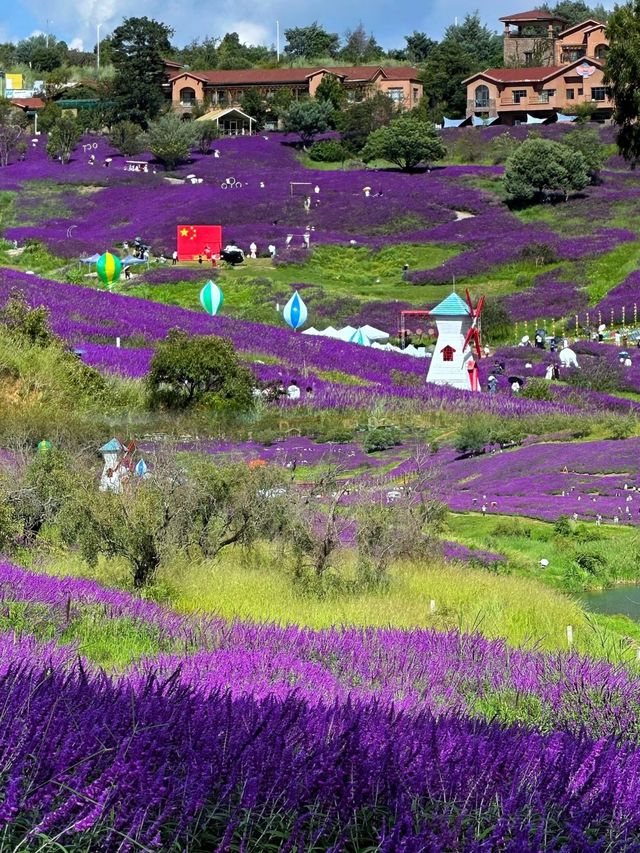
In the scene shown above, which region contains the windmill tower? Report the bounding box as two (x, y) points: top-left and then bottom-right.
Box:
(426, 290), (484, 391)
(99, 438), (135, 493)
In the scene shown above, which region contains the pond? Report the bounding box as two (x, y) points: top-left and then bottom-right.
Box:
(582, 585), (640, 621)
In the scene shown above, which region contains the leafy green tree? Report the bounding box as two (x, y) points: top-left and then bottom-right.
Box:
(605, 0), (640, 168)
(489, 132), (520, 164)
(180, 36), (219, 69)
(109, 121), (143, 156)
(340, 23), (384, 63)
(110, 16), (174, 128)
(361, 115), (446, 171)
(504, 137), (589, 202)
(404, 31), (437, 63)
(337, 91), (396, 152)
(0, 290), (54, 346)
(144, 113), (196, 170)
(216, 32), (252, 69)
(37, 102), (64, 133)
(543, 1), (608, 26)
(239, 90), (268, 129)
(147, 328), (255, 410)
(193, 121), (219, 154)
(284, 22), (340, 59)
(421, 41), (477, 120)
(46, 116), (82, 165)
(443, 13), (503, 67)
(314, 74), (346, 110)
(283, 99), (334, 146)
(561, 125), (605, 180)
(15, 34), (68, 68)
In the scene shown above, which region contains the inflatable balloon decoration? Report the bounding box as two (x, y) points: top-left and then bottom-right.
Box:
(96, 252), (122, 287)
(283, 291), (307, 331)
(199, 281), (224, 316)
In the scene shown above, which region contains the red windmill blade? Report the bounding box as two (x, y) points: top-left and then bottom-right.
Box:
(463, 290), (485, 358)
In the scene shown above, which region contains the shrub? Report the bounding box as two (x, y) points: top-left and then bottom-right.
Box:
(194, 121), (219, 155)
(0, 290), (54, 347)
(109, 121), (143, 156)
(489, 132), (519, 165)
(565, 361), (623, 393)
(147, 328), (255, 411)
(144, 114), (197, 170)
(504, 137), (590, 203)
(363, 426), (401, 453)
(308, 139), (348, 162)
(520, 378), (554, 401)
(520, 242), (559, 266)
(46, 116), (82, 164)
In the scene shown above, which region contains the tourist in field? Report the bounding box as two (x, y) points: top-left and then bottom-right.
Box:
(305, 386), (314, 398)
(487, 375), (497, 394)
(124, 266), (131, 280)
(172, 250), (178, 265)
(287, 381), (301, 400)
(249, 242), (257, 259)
(545, 364), (554, 381)
(268, 244), (276, 258)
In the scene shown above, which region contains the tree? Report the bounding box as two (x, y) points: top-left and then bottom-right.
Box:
(0, 100), (24, 168)
(337, 91), (396, 152)
(283, 99), (334, 146)
(109, 121), (143, 156)
(60, 457), (288, 588)
(544, 1), (609, 26)
(361, 115), (446, 171)
(421, 41), (478, 120)
(216, 33), (252, 70)
(193, 121), (219, 154)
(110, 16), (174, 128)
(46, 116), (82, 164)
(239, 90), (267, 130)
(314, 74), (346, 111)
(605, 0), (640, 168)
(340, 23), (384, 64)
(561, 126), (605, 180)
(404, 31), (437, 63)
(145, 113), (196, 170)
(442, 13), (503, 67)
(489, 131), (520, 164)
(15, 34), (67, 69)
(284, 22), (340, 60)
(147, 328), (255, 410)
(504, 137), (589, 202)
(181, 36), (219, 69)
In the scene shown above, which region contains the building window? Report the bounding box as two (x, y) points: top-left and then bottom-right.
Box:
(595, 44), (608, 60)
(566, 88), (574, 100)
(441, 345), (455, 362)
(524, 51), (533, 65)
(512, 89), (527, 104)
(179, 86), (196, 106)
(388, 88), (404, 104)
(562, 48), (586, 62)
(591, 86), (607, 101)
(539, 89), (554, 103)
(578, 88), (583, 95)
(412, 87), (419, 102)
(475, 84), (490, 108)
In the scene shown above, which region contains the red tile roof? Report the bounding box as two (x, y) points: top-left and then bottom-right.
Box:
(10, 97), (45, 109)
(557, 18), (605, 37)
(500, 9), (567, 22)
(170, 66), (420, 86)
(463, 57), (604, 86)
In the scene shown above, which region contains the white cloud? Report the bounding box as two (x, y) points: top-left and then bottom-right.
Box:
(69, 37), (84, 50)
(226, 20), (270, 46)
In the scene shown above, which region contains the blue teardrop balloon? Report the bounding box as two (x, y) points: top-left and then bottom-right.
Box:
(283, 291), (307, 330)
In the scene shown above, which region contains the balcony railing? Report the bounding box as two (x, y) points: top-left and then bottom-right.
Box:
(466, 98), (496, 116)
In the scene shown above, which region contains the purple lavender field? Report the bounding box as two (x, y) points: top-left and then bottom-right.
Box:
(4, 126), (640, 851)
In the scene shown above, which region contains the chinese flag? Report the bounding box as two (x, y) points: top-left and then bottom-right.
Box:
(176, 225), (223, 261)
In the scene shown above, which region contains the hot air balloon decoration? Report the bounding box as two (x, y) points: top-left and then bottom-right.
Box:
(37, 439), (52, 454)
(199, 281), (224, 316)
(282, 291), (307, 331)
(96, 252), (122, 287)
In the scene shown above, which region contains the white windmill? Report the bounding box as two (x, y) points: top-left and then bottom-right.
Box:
(426, 290), (484, 391)
(99, 438), (135, 493)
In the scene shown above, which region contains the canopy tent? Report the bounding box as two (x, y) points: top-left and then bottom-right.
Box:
(80, 253), (101, 264)
(349, 328), (372, 347)
(556, 113), (577, 122)
(301, 327), (321, 336)
(360, 324), (389, 342)
(122, 255), (147, 265)
(526, 114), (548, 124)
(472, 115), (498, 126)
(335, 325), (358, 342)
(442, 117), (466, 128)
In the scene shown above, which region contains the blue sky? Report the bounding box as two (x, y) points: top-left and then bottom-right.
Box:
(3, 0), (512, 53)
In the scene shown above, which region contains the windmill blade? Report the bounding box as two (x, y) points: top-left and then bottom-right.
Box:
(465, 288), (474, 313)
(476, 295), (485, 315)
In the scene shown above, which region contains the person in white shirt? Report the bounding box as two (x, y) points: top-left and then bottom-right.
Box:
(287, 381), (300, 400)
(249, 242), (257, 259)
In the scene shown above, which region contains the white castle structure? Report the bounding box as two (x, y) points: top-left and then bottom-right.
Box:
(426, 292), (480, 391)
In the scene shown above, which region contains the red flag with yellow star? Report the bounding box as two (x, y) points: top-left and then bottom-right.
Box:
(176, 225), (223, 261)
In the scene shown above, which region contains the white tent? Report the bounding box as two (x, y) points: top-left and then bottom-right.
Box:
(526, 114), (548, 124)
(80, 253), (101, 264)
(334, 325), (358, 342)
(301, 327), (321, 336)
(360, 324), (389, 342)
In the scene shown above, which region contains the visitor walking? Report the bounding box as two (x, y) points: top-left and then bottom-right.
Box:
(172, 250), (178, 265)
